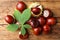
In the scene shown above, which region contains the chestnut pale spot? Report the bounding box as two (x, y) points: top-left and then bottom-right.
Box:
(43, 10), (49, 17)
(43, 9), (53, 18)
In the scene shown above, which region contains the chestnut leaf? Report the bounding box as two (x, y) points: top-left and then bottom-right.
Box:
(24, 24), (31, 29)
(21, 27), (26, 35)
(21, 24), (31, 35)
(14, 9), (31, 25)
(14, 9), (31, 35)
(20, 9), (31, 24)
(7, 24), (19, 32)
(14, 9), (21, 23)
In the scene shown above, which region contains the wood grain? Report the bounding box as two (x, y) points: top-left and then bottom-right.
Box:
(0, 0), (60, 40)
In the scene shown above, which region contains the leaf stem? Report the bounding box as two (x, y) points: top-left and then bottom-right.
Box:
(19, 23), (23, 28)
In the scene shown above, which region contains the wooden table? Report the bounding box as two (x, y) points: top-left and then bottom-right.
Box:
(0, 0), (60, 40)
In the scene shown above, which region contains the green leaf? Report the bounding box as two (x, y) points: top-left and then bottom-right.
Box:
(7, 24), (19, 32)
(20, 9), (31, 24)
(14, 9), (31, 25)
(13, 9), (21, 23)
(21, 27), (26, 35)
(24, 24), (31, 29)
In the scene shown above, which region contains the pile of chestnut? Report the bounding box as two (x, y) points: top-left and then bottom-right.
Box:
(5, 1), (56, 39)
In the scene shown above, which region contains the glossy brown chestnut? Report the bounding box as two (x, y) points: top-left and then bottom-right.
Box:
(43, 25), (51, 34)
(46, 17), (56, 25)
(5, 15), (14, 24)
(27, 18), (39, 28)
(31, 7), (41, 15)
(38, 16), (46, 25)
(16, 1), (26, 12)
(33, 27), (42, 35)
(43, 9), (53, 18)
(19, 33), (29, 39)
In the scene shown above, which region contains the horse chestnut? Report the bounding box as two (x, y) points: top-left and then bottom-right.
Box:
(46, 17), (56, 25)
(19, 33), (29, 39)
(16, 1), (27, 12)
(33, 27), (42, 35)
(31, 7), (41, 15)
(38, 16), (46, 25)
(27, 18), (39, 28)
(5, 15), (15, 24)
(43, 25), (51, 34)
(30, 3), (43, 17)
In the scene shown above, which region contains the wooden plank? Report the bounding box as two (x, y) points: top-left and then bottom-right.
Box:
(0, 25), (19, 40)
(0, 23), (60, 40)
(0, 0), (60, 2)
(0, 1), (60, 19)
(23, 0), (60, 2)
